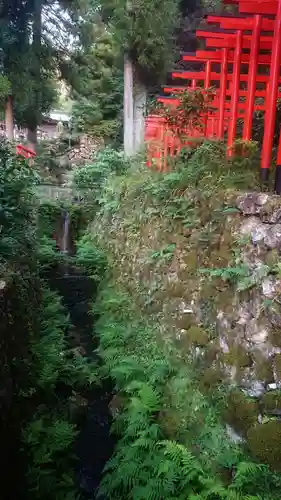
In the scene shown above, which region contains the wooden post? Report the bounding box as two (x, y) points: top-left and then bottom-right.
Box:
(261, 0), (281, 185)
(227, 30), (242, 156)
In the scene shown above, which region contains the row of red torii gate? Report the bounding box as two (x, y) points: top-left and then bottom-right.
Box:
(145, 0), (281, 193)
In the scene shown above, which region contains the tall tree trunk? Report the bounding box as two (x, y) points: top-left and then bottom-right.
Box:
(27, 128), (37, 152)
(5, 96), (14, 140)
(133, 81), (147, 153)
(123, 56), (134, 157)
(28, 0), (42, 151)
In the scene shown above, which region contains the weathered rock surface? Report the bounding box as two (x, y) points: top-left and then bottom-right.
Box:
(95, 189), (281, 463)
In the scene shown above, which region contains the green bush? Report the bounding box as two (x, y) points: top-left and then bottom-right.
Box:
(75, 231), (107, 280)
(0, 140), (40, 262)
(73, 147), (130, 201)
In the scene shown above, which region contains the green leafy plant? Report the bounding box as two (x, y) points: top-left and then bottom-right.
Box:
(22, 415), (78, 500)
(150, 243), (176, 263)
(156, 87), (216, 139)
(75, 231), (107, 280)
(73, 147), (130, 206)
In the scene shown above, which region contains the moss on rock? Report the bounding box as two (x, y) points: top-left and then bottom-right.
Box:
(262, 391), (281, 412)
(254, 358), (274, 384)
(247, 421), (281, 472)
(187, 325), (209, 346)
(224, 390), (258, 436)
(265, 249), (280, 267)
(224, 350), (252, 371)
(274, 353), (281, 380)
(269, 329), (281, 349)
(199, 366), (224, 393)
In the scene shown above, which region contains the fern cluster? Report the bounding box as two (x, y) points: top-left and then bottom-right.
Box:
(0, 141), (101, 499)
(22, 283), (101, 500)
(75, 231), (107, 281)
(95, 283), (281, 500)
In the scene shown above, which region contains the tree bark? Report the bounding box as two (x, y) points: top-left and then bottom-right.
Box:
(123, 56), (134, 157)
(29, 0), (42, 150)
(5, 96), (14, 140)
(27, 128), (37, 152)
(133, 81), (147, 153)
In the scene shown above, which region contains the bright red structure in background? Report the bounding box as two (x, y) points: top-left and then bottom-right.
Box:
(145, 0), (281, 193)
(16, 144), (36, 161)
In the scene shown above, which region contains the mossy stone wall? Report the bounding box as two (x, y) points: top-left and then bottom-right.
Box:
(93, 185), (281, 471)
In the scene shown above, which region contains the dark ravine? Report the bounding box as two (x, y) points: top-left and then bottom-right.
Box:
(46, 265), (115, 499)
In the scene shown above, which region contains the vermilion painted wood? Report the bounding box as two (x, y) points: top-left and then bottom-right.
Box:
(163, 87), (281, 99)
(158, 95), (266, 112)
(196, 30), (273, 43)
(243, 14), (262, 140)
(261, 0), (281, 176)
(205, 36), (272, 49)
(227, 30), (242, 154)
(145, 0), (281, 175)
(172, 71), (281, 84)
(16, 144), (36, 159)
(207, 15), (274, 30)
(184, 51), (273, 64)
(239, 2), (277, 14)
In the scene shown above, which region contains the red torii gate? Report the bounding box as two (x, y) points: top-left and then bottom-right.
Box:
(145, 0), (281, 193)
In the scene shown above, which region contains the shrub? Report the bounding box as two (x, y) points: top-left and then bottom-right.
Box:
(75, 231), (107, 281)
(73, 147), (130, 201)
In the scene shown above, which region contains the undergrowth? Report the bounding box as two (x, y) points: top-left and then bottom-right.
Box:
(0, 141), (100, 499)
(76, 140), (281, 498)
(95, 283), (281, 500)
(23, 286), (99, 500)
(88, 141), (261, 235)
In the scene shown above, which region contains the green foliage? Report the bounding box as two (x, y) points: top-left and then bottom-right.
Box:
(99, 0), (180, 85)
(95, 283), (281, 500)
(30, 287), (70, 389)
(70, 19), (123, 142)
(23, 284), (99, 499)
(150, 243), (176, 263)
(75, 231), (107, 280)
(0, 75), (11, 102)
(155, 87), (216, 138)
(0, 141), (77, 498)
(73, 147), (130, 209)
(94, 141), (260, 230)
(0, 140), (40, 263)
(36, 234), (65, 268)
(22, 415), (78, 500)
(34, 138), (73, 182)
(12, 53), (58, 130)
(36, 202), (66, 268)
(0, 142), (101, 498)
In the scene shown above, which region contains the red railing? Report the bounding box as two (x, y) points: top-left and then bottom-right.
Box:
(16, 144), (37, 160)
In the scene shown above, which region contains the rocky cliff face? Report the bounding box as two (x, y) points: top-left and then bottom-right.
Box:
(94, 179), (281, 470)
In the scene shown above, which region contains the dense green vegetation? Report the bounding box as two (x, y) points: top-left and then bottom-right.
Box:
(0, 141), (99, 498)
(95, 283), (281, 500)
(71, 144), (281, 499)
(3, 0), (281, 497)
(1, 128), (281, 500)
